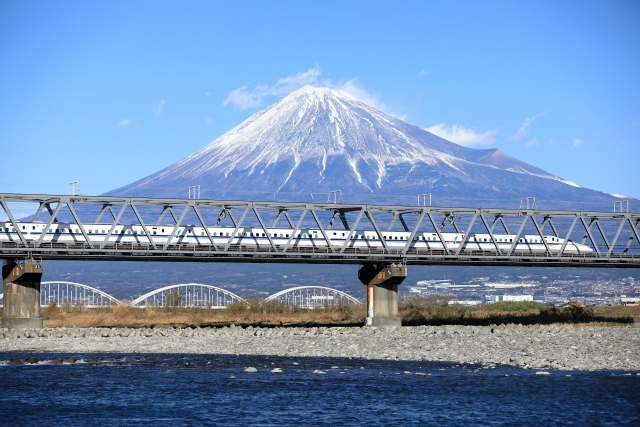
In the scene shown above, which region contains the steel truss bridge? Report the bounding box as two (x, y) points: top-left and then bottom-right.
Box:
(1, 193), (639, 268)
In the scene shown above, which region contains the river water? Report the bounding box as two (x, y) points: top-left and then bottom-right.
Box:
(1, 353), (638, 426)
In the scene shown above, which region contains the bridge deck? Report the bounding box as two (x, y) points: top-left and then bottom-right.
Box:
(1, 241), (638, 267)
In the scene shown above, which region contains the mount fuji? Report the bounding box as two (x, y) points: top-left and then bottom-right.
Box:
(108, 86), (624, 210)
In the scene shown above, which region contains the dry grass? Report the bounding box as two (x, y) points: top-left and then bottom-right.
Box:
(1, 300), (634, 329)
(591, 305), (640, 324)
(36, 301), (367, 328)
(399, 299), (636, 327)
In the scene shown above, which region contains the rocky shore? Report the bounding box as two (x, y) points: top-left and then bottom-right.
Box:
(1, 324), (639, 371)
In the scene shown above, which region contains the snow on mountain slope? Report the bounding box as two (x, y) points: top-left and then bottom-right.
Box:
(108, 86), (620, 209)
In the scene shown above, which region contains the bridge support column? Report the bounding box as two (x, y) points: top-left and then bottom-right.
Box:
(2, 258), (43, 329)
(358, 263), (407, 328)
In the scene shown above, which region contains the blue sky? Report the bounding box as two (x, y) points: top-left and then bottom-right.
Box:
(1, 0), (638, 200)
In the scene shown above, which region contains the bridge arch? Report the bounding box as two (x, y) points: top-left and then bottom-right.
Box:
(262, 286), (361, 308)
(130, 283), (248, 308)
(40, 281), (120, 308)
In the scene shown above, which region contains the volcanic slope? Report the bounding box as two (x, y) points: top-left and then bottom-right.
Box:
(108, 86), (621, 210)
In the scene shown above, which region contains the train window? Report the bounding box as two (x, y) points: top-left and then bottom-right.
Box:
(262, 233), (265, 237)
(162, 229), (165, 233)
(32, 226), (35, 230)
(510, 239), (513, 242)
(303, 233), (307, 238)
(225, 232), (229, 236)
(153, 231), (157, 235)
(127, 230), (131, 234)
(333, 232), (336, 235)
(286, 234), (289, 238)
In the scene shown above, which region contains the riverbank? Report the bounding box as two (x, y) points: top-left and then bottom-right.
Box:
(2, 323), (638, 371)
(16, 302), (639, 329)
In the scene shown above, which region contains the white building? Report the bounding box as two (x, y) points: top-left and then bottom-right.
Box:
(488, 295), (534, 303)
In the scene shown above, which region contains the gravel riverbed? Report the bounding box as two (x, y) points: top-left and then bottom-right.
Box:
(1, 324), (639, 371)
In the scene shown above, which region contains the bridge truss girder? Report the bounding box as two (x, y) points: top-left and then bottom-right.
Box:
(0, 193), (639, 268)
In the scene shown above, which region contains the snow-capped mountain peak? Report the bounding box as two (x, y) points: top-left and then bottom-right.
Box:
(110, 86), (619, 210)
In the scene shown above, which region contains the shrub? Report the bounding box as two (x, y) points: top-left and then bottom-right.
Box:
(225, 302), (249, 314)
(488, 301), (548, 312)
(113, 301), (132, 317)
(338, 304), (354, 320)
(401, 295), (453, 310)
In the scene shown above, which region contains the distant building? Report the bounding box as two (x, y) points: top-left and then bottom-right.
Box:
(484, 283), (537, 289)
(448, 300), (483, 306)
(488, 295), (534, 303)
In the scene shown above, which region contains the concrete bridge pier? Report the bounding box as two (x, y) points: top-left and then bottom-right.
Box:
(358, 262), (407, 328)
(2, 258), (44, 329)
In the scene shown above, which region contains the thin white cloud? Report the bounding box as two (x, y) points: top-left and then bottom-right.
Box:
(417, 69), (427, 78)
(525, 139), (540, 148)
(337, 77), (388, 112)
(633, 120), (637, 127)
(118, 118), (132, 126)
(425, 123), (498, 147)
(572, 138), (583, 149)
(153, 99), (166, 118)
(224, 66), (322, 110)
(205, 92), (211, 97)
(513, 113), (544, 140)
(222, 65), (395, 116)
(224, 86), (262, 109)
(205, 117), (213, 124)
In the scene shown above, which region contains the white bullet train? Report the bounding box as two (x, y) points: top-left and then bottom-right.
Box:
(1, 221), (593, 254)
